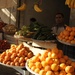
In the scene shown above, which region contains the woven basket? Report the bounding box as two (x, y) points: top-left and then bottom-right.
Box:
(2, 27), (16, 35)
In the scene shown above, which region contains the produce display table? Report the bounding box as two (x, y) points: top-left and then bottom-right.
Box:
(3, 34), (57, 75)
(0, 62), (30, 75)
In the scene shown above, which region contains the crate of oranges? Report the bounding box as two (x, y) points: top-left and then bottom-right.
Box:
(26, 47), (75, 75)
(57, 26), (75, 45)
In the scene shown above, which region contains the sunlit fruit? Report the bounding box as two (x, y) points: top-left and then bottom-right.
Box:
(34, 68), (40, 73)
(35, 62), (42, 69)
(66, 26), (72, 32)
(51, 63), (59, 71)
(39, 69), (46, 75)
(44, 65), (51, 71)
(60, 63), (66, 70)
(46, 71), (54, 75)
(65, 66), (74, 73)
(59, 70), (66, 75)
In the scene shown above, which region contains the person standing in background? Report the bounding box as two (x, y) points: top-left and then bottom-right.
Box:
(29, 18), (42, 32)
(51, 13), (66, 35)
(51, 13), (67, 50)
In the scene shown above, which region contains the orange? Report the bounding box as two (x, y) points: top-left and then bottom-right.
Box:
(70, 31), (75, 36)
(42, 51), (48, 58)
(46, 71), (54, 75)
(14, 57), (19, 62)
(70, 40), (75, 44)
(46, 57), (53, 65)
(15, 62), (19, 66)
(34, 68), (40, 73)
(28, 62), (34, 68)
(46, 48), (51, 52)
(0, 52), (6, 58)
(59, 63), (66, 70)
(66, 73), (73, 75)
(48, 52), (52, 57)
(72, 27), (75, 31)
(66, 59), (72, 65)
(16, 44), (24, 52)
(19, 57), (25, 63)
(4, 56), (10, 61)
(31, 66), (36, 71)
(51, 53), (58, 59)
(59, 32), (64, 37)
(66, 40), (71, 43)
(40, 55), (46, 61)
(62, 35), (65, 39)
(65, 66), (74, 73)
(63, 55), (69, 61)
(41, 61), (47, 68)
(59, 70), (66, 75)
(63, 30), (69, 36)
(27, 52), (33, 58)
(54, 71), (59, 75)
(44, 65), (51, 71)
(36, 53), (41, 57)
(65, 36), (69, 40)
(51, 63), (59, 71)
(66, 26), (72, 32)
(69, 36), (74, 41)
(31, 56), (40, 62)
(58, 50), (63, 58)
(10, 62), (15, 66)
(59, 58), (66, 63)
(57, 36), (63, 40)
(53, 59), (59, 64)
(6, 61), (11, 65)
(20, 62), (25, 66)
(25, 57), (28, 61)
(39, 69), (46, 75)
(71, 62), (75, 68)
(59, 50), (63, 55)
(35, 62), (42, 69)
(51, 47), (59, 54)
(62, 38), (66, 42)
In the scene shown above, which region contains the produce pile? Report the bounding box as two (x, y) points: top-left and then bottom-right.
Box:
(0, 40), (10, 52)
(58, 26), (75, 44)
(0, 43), (34, 67)
(33, 26), (56, 40)
(14, 26), (35, 38)
(28, 48), (75, 75)
(2, 24), (17, 35)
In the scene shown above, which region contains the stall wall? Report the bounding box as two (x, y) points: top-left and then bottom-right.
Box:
(19, 0), (70, 28)
(69, 9), (75, 27)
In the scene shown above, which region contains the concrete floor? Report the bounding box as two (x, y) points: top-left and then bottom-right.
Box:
(0, 64), (22, 75)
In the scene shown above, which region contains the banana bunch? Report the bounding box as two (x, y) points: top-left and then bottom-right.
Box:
(17, 3), (26, 11)
(65, 0), (75, 8)
(34, 4), (42, 12)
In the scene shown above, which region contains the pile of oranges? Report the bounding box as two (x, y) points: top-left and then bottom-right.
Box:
(28, 48), (75, 75)
(0, 43), (34, 67)
(58, 26), (75, 44)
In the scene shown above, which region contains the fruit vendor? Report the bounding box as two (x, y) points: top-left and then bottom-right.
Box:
(51, 13), (67, 50)
(51, 13), (66, 35)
